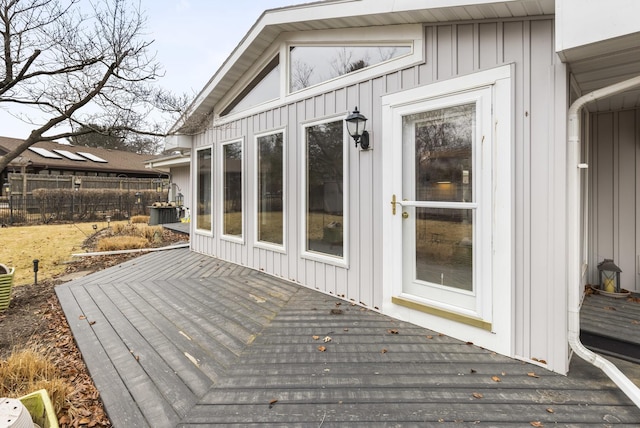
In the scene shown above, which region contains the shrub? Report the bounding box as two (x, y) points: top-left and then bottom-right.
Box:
(96, 236), (149, 251)
(131, 215), (149, 224)
(0, 347), (69, 415)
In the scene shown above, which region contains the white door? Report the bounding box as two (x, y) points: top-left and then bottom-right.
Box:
(381, 65), (513, 354)
(394, 88), (493, 319)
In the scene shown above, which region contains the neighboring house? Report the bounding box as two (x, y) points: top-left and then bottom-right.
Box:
(144, 151), (191, 210)
(166, 0), (640, 384)
(0, 136), (164, 184)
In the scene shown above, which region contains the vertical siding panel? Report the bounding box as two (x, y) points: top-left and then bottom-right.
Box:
(436, 25), (453, 80)
(636, 110), (640, 292)
(287, 102), (299, 283)
(617, 110), (635, 291)
(596, 113), (615, 260)
(385, 71), (399, 93)
(502, 20), (527, 358)
(418, 26), (434, 85)
(400, 67), (415, 90)
(456, 24), (475, 75)
(323, 264), (336, 294)
(529, 19), (554, 362)
(325, 91), (336, 116)
(315, 95), (324, 117)
(479, 22), (498, 69)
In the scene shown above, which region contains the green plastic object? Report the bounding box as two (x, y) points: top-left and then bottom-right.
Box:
(19, 389), (59, 428)
(0, 266), (14, 311)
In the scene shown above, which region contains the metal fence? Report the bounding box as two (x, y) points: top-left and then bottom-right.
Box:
(0, 194), (153, 225)
(1, 174), (168, 225)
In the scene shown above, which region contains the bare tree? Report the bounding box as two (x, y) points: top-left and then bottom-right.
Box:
(0, 0), (187, 170)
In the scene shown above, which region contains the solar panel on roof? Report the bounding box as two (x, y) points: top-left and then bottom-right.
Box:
(28, 147), (64, 159)
(77, 152), (108, 163)
(53, 149), (87, 161)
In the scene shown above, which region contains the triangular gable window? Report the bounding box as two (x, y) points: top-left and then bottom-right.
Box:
(222, 56), (280, 116)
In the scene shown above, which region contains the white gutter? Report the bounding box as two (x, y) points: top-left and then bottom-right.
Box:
(567, 74), (640, 408)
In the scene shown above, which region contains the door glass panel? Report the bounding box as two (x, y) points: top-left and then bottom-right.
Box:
(403, 103), (475, 294)
(223, 141), (242, 237)
(415, 208), (473, 291)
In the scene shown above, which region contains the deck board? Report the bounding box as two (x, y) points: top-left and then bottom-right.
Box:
(56, 248), (640, 427)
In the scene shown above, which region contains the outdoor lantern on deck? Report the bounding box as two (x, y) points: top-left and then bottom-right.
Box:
(597, 259), (622, 293)
(176, 192), (184, 207)
(345, 107), (370, 149)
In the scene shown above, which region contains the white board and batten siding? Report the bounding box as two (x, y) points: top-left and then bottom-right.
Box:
(590, 109), (640, 294)
(190, 18), (570, 373)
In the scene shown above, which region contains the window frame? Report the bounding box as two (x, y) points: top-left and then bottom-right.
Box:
(254, 128), (287, 252)
(217, 24), (423, 123)
(194, 145), (214, 236)
(219, 138), (245, 243)
(300, 115), (349, 266)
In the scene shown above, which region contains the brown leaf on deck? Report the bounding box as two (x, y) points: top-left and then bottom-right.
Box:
(472, 392), (483, 399)
(317, 345), (326, 352)
(491, 375), (501, 382)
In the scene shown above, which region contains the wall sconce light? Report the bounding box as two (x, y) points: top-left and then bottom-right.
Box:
(345, 107), (370, 149)
(73, 177), (82, 190)
(135, 192), (141, 205)
(2, 180), (10, 196)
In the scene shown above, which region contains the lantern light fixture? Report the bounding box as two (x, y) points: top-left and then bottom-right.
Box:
(345, 107), (370, 149)
(597, 259), (622, 294)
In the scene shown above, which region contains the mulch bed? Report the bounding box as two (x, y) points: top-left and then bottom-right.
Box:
(0, 228), (187, 427)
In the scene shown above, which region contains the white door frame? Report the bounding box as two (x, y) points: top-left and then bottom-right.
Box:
(380, 64), (515, 357)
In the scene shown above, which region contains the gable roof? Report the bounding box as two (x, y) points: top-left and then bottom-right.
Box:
(174, 0), (554, 132)
(0, 136), (160, 175)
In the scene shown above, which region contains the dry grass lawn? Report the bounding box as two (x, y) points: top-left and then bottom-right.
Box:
(0, 221), (124, 286)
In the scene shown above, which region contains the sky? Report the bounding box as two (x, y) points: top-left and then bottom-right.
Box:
(0, 0), (298, 140)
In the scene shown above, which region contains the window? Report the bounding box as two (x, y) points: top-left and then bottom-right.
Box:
(222, 140), (243, 238)
(304, 119), (345, 259)
(222, 56), (280, 116)
(196, 147), (212, 232)
(290, 45), (411, 92)
(257, 131), (284, 246)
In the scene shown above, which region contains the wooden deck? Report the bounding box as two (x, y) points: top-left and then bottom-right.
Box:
(581, 291), (640, 363)
(56, 248), (640, 427)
